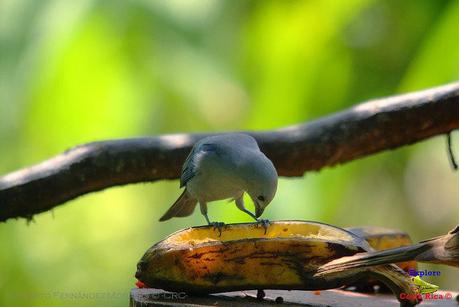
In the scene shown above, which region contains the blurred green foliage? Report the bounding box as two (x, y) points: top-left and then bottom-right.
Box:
(1, 0), (459, 306)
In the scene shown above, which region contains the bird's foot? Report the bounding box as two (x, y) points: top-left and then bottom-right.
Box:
(256, 289), (266, 300)
(256, 219), (270, 235)
(209, 221), (226, 236)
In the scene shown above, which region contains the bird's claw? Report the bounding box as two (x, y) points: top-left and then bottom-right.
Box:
(256, 289), (266, 300)
(209, 222), (225, 236)
(256, 219), (270, 234)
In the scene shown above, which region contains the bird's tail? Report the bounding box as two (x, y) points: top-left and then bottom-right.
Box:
(315, 242), (431, 277)
(159, 190), (198, 221)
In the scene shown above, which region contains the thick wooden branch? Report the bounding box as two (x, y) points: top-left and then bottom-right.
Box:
(1, 82), (459, 222)
(130, 288), (459, 306)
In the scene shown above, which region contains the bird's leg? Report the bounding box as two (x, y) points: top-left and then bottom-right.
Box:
(200, 202), (224, 236)
(235, 197), (270, 234)
(257, 219), (271, 234)
(235, 196), (257, 220)
(203, 212), (211, 225)
(199, 201), (210, 223)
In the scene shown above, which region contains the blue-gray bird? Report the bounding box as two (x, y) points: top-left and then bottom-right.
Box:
(159, 133), (278, 225)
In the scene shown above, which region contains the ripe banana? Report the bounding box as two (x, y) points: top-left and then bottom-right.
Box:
(317, 224), (459, 275)
(345, 226), (417, 292)
(136, 221), (419, 306)
(347, 226), (416, 272)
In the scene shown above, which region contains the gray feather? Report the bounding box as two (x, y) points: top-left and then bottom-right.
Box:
(160, 133), (277, 223)
(159, 190), (197, 221)
(180, 143), (219, 188)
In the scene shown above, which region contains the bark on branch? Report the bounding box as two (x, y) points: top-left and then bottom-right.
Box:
(1, 82), (459, 222)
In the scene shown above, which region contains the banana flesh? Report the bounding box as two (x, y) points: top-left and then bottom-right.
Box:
(136, 221), (419, 306)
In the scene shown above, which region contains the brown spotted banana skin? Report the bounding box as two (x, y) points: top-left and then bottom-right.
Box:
(136, 221), (419, 306)
(345, 226), (417, 292)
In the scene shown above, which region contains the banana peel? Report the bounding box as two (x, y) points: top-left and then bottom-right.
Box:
(136, 221), (419, 305)
(316, 224), (459, 277)
(347, 226), (417, 272)
(345, 226), (417, 292)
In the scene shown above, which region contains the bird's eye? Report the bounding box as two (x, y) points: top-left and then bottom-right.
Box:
(257, 195), (265, 202)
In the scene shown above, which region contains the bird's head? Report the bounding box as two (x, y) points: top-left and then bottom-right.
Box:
(245, 154), (278, 218)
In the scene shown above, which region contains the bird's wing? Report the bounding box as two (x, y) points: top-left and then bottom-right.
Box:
(180, 143), (219, 188)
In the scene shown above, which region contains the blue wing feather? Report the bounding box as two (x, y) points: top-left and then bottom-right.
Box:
(180, 143), (218, 187)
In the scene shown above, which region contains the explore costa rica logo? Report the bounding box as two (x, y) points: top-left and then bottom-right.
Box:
(400, 292), (454, 301)
(408, 269), (441, 277)
(400, 276), (454, 301)
(411, 276), (439, 294)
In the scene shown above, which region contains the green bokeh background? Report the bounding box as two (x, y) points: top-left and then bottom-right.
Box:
(1, 0), (459, 306)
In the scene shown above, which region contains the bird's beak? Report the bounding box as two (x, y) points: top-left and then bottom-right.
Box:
(255, 204), (264, 218)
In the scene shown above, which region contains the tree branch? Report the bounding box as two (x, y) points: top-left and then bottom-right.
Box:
(1, 82), (459, 222)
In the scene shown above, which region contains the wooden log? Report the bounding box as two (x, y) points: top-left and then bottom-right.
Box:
(130, 288), (459, 306)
